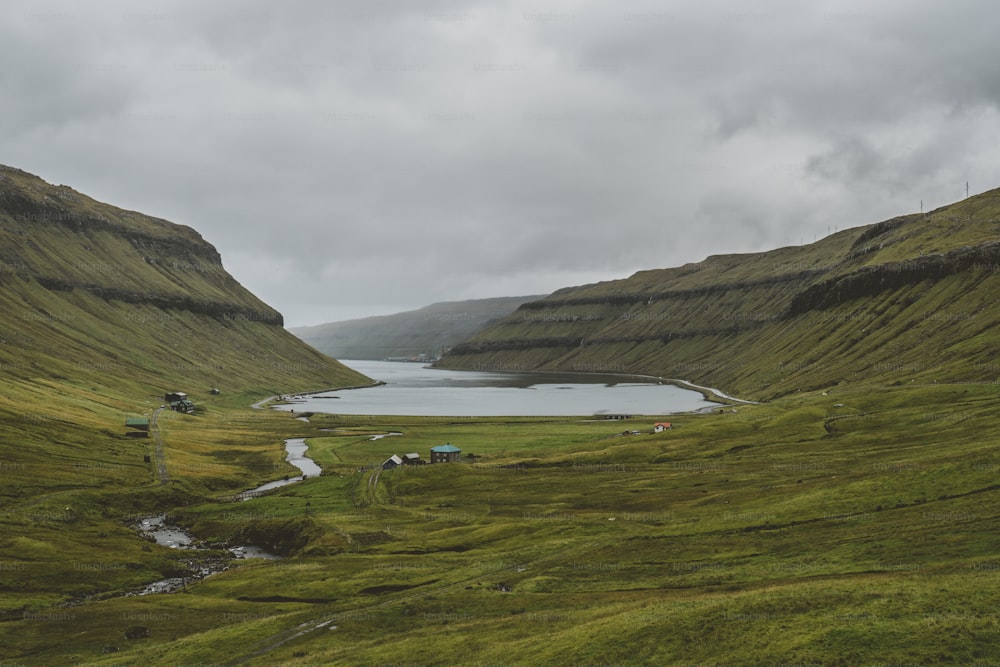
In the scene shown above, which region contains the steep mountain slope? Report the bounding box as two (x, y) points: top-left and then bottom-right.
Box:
(291, 296), (544, 360)
(0, 165), (368, 395)
(438, 189), (1000, 399)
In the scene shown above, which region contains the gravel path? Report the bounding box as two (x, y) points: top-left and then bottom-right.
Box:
(150, 406), (169, 484)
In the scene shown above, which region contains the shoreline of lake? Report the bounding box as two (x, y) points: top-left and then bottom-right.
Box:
(266, 360), (728, 417)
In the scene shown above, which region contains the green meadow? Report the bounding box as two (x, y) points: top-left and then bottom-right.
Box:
(4, 381), (1000, 665)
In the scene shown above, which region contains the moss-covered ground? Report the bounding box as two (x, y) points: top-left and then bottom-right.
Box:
(4, 381), (1000, 665)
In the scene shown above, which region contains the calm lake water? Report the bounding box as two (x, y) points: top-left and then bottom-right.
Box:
(274, 360), (718, 416)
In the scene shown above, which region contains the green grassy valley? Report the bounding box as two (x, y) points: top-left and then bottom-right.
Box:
(6, 387), (1000, 665)
(3, 167), (1000, 665)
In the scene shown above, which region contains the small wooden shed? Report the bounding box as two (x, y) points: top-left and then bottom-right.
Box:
(382, 454), (403, 470)
(125, 417), (150, 438)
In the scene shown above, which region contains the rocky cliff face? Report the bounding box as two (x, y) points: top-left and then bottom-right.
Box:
(0, 165), (366, 392)
(0, 166), (280, 324)
(438, 189), (1000, 399)
(787, 242), (1000, 316)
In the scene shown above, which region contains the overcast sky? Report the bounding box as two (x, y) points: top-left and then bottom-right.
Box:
(3, 0), (999, 327)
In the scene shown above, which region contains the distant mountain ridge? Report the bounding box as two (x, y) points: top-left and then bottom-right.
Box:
(291, 296), (544, 360)
(437, 189), (1000, 399)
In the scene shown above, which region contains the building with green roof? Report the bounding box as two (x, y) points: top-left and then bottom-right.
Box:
(430, 443), (461, 464)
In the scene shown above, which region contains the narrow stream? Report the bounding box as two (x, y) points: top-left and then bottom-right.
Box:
(368, 431), (403, 441)
(235, 438), (322, 500)
(131, 438), (319, 595)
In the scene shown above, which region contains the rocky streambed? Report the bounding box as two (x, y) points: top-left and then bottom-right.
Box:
(129, 515), (279, 596)
(129, 438), (320, 595)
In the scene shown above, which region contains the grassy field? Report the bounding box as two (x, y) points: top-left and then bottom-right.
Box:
(4, 381), (1000, 665)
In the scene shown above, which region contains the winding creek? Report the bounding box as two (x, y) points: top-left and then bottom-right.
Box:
(130, 437), (320, 595)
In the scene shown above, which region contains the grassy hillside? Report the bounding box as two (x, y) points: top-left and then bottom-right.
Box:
(0, 164), (368, 394)
(437, 189), (1000, 400)
(0, 165), (369, 629)
(291, 296), (544, 361)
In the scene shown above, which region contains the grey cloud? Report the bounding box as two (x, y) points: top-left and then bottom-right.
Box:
(3, 0), (1000, 327)
(807, 136), (887, 185)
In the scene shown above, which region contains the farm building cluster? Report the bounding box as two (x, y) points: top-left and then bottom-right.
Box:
(164, 391), (194, 413)
(382, 444), (462, 470)
(124, 388), (203, 437)
(621, 422), (672, 436)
